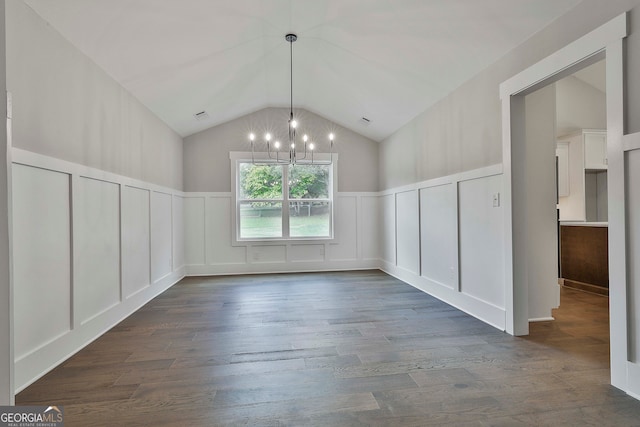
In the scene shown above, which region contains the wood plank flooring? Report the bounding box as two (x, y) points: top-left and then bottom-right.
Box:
(16, 271), (640, 426)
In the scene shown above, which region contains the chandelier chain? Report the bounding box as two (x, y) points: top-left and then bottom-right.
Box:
(248, 33), (334, 165)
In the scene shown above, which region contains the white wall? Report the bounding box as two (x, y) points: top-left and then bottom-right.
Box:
(184, 192), (379, 275)
(381, 194), (396, 266)
(11, 150), (185, 392)
(458, 175), (505, 311)
(380, 165), (506, 329)
(395, 191), (419, 275)
(627, 149), (640, 367)
(420, 184), (457, 289)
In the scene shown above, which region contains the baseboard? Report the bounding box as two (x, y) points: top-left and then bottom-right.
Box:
(185, 259), (380, 276)
(380, 261), (506, 331)
(14, 268), (185, 393)
(529, 317), (555, 322)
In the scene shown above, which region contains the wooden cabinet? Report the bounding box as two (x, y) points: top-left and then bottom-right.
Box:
(583, 131), (607, 170)
(560, 224), (609, 295)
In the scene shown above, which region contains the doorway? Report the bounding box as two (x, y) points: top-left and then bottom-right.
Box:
(500, 13), (630, 393)
(555, 60), (609, 298)
(519, 59), (610, 365)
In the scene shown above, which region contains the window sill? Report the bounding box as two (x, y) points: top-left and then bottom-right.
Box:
(232, 236), (336, 247)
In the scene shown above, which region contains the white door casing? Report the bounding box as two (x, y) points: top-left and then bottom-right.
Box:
(621, 131), (640, 399)
(500, 13), (630, 394)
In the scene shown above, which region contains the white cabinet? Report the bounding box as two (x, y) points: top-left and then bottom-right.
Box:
(584, 131), (607, 170)
(557, 129), (606, 222)
(556, 142), (570, 197)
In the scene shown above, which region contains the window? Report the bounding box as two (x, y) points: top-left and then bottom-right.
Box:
(236, 161), (333, 240)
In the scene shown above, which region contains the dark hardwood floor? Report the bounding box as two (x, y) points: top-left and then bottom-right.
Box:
(17, 271), (640, 426)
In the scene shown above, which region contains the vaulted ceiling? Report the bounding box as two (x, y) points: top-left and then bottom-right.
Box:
(24, 0), (583, 141)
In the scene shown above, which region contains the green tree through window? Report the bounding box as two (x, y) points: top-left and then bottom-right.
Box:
(237, 162), (332, 239)
(239, 164), (282, 199)
(289, 164), (329, 199)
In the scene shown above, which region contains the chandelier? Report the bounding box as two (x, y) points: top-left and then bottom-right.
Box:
(249, 33), (334, 165)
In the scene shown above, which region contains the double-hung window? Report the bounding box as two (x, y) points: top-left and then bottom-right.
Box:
(235, 160), (334, 240)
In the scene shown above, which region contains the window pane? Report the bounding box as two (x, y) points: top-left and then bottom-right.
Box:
(240, 202), (282, 238)
(288, 164), (330, 199)
(289, 201), (330, 237)
(239, 163), (283, 200)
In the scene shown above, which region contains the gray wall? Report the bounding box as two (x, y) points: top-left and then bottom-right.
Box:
(183, 107), (379, 193)
(6, 1), (183, 190)
(379, 0), (640, 190)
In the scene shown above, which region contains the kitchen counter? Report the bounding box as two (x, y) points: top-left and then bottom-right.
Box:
(559, 221), (608, 227)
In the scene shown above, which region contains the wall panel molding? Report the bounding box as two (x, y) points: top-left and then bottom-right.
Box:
(11, 149), (185, 392)
(379, 164), (506, 330)
(183, 192), (380, 275)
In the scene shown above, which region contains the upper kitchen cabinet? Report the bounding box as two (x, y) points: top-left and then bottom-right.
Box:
(557, 129), (607, 222)
(583, 130), (608, 170)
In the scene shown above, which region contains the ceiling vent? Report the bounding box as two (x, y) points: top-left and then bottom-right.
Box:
(194, 111), (210, 121)
(360, 117), (371, 125)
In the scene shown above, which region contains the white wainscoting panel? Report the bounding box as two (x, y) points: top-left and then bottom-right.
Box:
(361, 196), (380, 261)
(290, 244), (325, 262)
(396, 190), (420, 275)
(206, 196), (247, 265)
(251, 245), (287, 263)
(11, 148), (185, 393)
(173, 195), (185, 271)
(328, 195), (357, 261)
(381, 194), (396, 265)
(76, 176), (121, 324)
(184, 193), (378, 275)
(380, 165), (506, 330)
(12, 164), (71, 360)
(184, 197), (206, 265)
(121, 186), (151, 299)
(458, 174), (505, 309)
(626, 149), (640, 363)
(420, 184), (457, 289)
(151, 191), (173, 282)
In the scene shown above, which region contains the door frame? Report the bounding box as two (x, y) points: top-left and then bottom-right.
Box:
(500, 13), (628, 391)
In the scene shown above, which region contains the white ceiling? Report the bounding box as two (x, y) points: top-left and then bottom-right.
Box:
(24, 0), (583, 141)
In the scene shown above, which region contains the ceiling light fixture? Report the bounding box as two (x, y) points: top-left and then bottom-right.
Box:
(249, 33), (334, 164)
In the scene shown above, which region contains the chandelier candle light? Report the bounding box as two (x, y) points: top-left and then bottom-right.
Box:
(249, 33), (335, 164)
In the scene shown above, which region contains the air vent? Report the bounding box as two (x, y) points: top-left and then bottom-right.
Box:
(360, 117), (371, 125)
(194, 111), (210, 121)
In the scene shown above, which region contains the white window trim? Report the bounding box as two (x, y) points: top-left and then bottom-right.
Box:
(230, 151), (338, 246)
